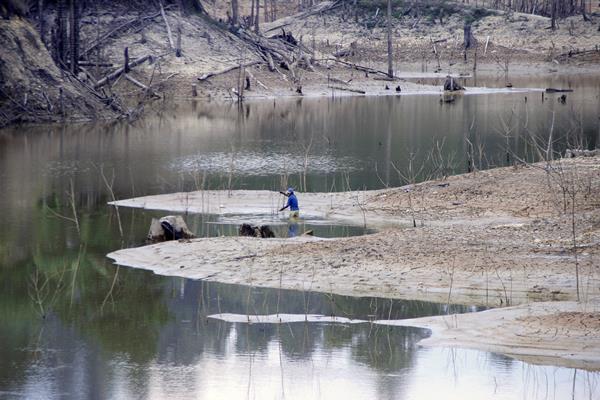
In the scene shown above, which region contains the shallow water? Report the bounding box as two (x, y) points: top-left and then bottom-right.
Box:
(1, 73), (599, 399)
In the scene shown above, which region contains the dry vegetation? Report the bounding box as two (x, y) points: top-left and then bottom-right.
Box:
(1, 0), (599, 126)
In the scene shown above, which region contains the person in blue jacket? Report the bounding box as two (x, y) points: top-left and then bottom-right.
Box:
(279, 187), (299, 218)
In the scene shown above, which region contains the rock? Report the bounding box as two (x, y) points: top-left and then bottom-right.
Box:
(239, 223), (276, 238)
(148, 215), (195, 242)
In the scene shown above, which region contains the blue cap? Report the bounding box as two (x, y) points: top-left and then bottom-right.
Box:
(287, 187), (294, 193)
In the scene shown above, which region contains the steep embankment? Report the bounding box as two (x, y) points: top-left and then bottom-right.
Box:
(0, 17), (118, 127)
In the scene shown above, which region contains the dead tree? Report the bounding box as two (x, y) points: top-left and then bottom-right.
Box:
(55, 0), (67, 66)
(254, 0), (260, 34)
(38, 0), (45, 44)
(232, 0), (239, 25)
(69, 0), (79, 74)
(386, 0), (393, 78)
(176, 22), (182, 57)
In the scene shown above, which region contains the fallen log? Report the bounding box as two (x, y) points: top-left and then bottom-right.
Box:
(159, 0), (175, 49)
(328, 85), (365, 94)
(266, 52), (275, 71)
(94, 54), (152, 89)
(565, 148), (600, 158)
(545, 88), (574, 93)
(124, 74), (161, 98)
(373, 76), (397, 81)
(328, 76), (350, 85)
(198, 60), (261, 81)
(324, 58), (392, 78)
(82, 9), (166, 57)
(263, 0), (344, 33)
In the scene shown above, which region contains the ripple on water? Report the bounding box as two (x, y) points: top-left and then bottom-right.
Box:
(169, 151), (361, 176)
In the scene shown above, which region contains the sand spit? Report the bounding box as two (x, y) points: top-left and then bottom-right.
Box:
(108, 156), (600, 306)
(377, 300), (600, 370)
(206, 301), (600, 369)
(107, 156), (600, 368)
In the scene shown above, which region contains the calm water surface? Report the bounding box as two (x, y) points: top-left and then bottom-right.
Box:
(1, 73), (599, 399)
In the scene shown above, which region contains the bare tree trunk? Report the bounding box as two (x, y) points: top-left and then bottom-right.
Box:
(176, 23), (182, 56)
(386, 0), (393, 78)
(124, 47), (130, 73)
(581, 0), (590, 21)
(254, 0), (260, 34)
(58, 0), (67, 66)
(551, 0), (556, 30)
(250, 0), (255, 27)
(69, 0), (79, 74)
(232, 0), (238, 25)
(38, 0), (45, 45)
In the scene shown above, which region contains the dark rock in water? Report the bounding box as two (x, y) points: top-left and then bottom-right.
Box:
(259, 225), (275, 238)
(545, 88), (574, 93)
(148, 216), (195, 242)
(443, 76), (464, 91)
(239, 223), (276, 238)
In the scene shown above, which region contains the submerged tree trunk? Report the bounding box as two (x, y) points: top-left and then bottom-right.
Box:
(386, 0), (393, 78)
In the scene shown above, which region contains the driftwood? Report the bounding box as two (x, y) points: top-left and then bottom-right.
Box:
(159, 0), (175, 49)
(94, 54), (152, 88)
(373, 76), (396, 81)
(565, 149), (600, 158)
(82, 9), (167, 57)
(263, 0), (343, 33)
(545, 88), (574, 93)
(266, 52), (275, 71)
(77, 61), (115, 67)
(325, 58), (393, 78)
(124, 74), (161, 98)
(245, 69), (269, 90)
(328, 85), (365, 94)
(328, 76), (350, 85)
(197, 60), (261, 81)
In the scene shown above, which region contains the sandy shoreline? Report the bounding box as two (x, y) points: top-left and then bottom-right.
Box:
(107, 156), (600, 368)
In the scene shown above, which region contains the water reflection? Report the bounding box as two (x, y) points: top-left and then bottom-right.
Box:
(1, 74), (599, 399)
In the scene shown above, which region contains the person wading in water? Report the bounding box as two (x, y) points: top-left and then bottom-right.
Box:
(279, 188), (299, 218)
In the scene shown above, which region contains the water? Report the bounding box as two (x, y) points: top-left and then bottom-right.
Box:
(1, 73), (599, 399)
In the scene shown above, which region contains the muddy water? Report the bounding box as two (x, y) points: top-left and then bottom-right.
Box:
(1, 74), (599, 399)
